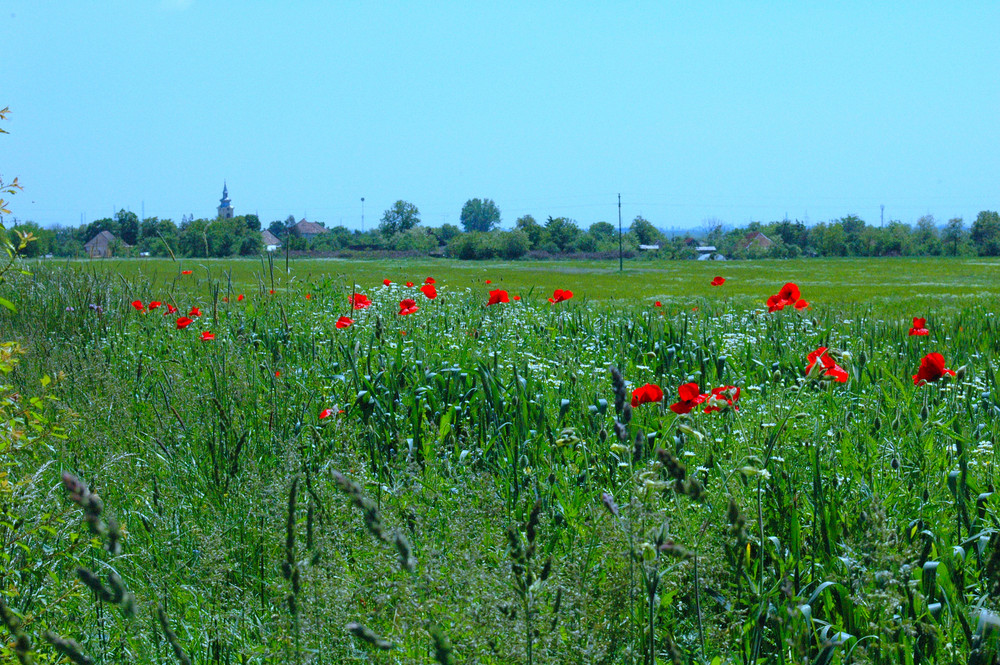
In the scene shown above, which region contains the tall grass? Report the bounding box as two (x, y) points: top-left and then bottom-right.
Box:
(1, 260), (998, 663)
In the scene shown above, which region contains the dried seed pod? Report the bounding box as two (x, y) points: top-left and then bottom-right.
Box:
(346, 622), (394, 650)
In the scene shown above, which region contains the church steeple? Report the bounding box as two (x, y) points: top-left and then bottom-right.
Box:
(217, 181), (234, 219)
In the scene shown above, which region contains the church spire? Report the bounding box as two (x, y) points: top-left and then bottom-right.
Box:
(217, 181), (234, 219)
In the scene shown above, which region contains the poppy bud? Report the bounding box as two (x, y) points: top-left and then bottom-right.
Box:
(772, 369), (782, 383)
(642, 542), (656, 562)
(891, 457), (900, 470)
(956, 365), (967, 381)
(919, 403), (929, 421)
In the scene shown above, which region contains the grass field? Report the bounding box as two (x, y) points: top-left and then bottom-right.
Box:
(3, 257), (1000, 664)
(42, 254), (1000, 305)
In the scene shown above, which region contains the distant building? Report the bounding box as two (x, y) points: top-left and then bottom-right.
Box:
(84, 230), (126, 258)
(695, 245), (726, 261)
(742, 231), (774, 251)
(261, 229), (282, 252)
(293, 219), (327, 240)
(217, 182), (234, 219)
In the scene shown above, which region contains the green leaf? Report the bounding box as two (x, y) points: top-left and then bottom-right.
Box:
(0, 296), (16, 313)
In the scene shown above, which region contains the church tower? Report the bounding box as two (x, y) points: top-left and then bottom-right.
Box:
(217, 182), (234, 219)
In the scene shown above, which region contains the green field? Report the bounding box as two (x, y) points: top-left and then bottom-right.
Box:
(3, 257), (1000, 664)
(42, 254), (1000, 305)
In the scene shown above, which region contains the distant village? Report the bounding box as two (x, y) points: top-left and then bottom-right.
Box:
(10, 183), (999, 259)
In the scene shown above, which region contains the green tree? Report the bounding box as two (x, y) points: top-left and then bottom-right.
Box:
(544, 216), (580, 253)
(430, 223), (462, 246)
(115, 209), (140, 246)
(379, 200), (420, 237)
(139, 217), (179, 257)
(912, 215), (942, 256)
(942, 217), (966, 256)
(628, 215), (665, 246)
(838, 214), (866, 254)
(515, 215), (545, 249)
(460, 198), (501, 233)
(268, 220), (287, 238)
(971, 210), (1000, 256)
(588, 221), (616, 245)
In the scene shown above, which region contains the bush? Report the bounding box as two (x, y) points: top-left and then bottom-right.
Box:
(498, 230), (530, 260)
(446, 232), (499, 260)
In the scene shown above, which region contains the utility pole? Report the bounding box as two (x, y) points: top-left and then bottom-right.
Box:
(361, 197), (365, 233)
(880, 204), (885, 228)
(618, 193), (623, 272)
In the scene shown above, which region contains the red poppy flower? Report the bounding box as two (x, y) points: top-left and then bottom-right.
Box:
(237, 294), (245, 302)
(148, 301), (161, 310)
(200, 331), (215, 342)
(548, 289), (573, 304)
(913, 352), (956, 385)
(669, 382), (708, 414)
(703, 385), (740, 413)
(513, 295), (521, 301)
(181, 270), (192, 275)
(405, 281), (414, 287)
(188, 307), (201, 317)
(909, 317), (929, 336)
(222, 296), (229, 303)
(269, 289), (275, 294)
(351, 293), (372, 309)
(335, 316), (353, 329)
(425, 277), (435, 285)
(711, 276), (725, 286)
(487, 289), (510, 306)
(131, 300), (145, 312)
(806, 347), (849, 382)
(305, 294), (312, 300)
(654, 301), (662, 307)
(383, 278), (392, 286)
(176, 316), (193, 329)
(485, 279), (492, 284)
(794, 300), (810, 310)
(420, 284), (438, 299)
(319, 408), (333, 420)
(275, 371), (281, 378)
(767, 282), (802, 312)
(399, 298), (419, 316)
(631, 383), (664, 408)
(165, 303), (178, 314)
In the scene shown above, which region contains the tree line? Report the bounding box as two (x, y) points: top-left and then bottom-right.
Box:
(9, 198), (1000, 259)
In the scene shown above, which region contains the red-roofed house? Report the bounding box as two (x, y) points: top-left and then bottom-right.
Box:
(293, 219), (327, 240)
(742, 231), (774, 251)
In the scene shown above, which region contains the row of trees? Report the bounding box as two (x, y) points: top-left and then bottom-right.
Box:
(7, 210), (266, 258)
(9, 198), (1000, 259)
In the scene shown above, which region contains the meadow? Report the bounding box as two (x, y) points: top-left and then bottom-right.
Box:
(2, 256), (1000, 664)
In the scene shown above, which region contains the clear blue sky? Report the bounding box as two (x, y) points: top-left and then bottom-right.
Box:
(4, 2), (999, 232)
